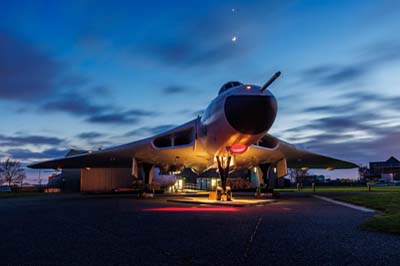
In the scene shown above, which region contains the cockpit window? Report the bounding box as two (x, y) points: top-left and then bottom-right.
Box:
(218, 81), (243, 95)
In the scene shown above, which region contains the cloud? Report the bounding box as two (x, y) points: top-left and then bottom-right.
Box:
(86, 109), (156, 125)
(0, 32), (114, 120)
(289, 127), (400, 165)
(76, 132), (105, 139)
(338, 90), (400, 113)
(6, 148), (67, 160)
(148, 124), (176, 134)
(303, 103), (355, 114)
(136, 38), (247, 69)
(302, 64), (366, 86)
(161, 86), (187, 94)
(57, 75), (90, 89)
(41, 92), (156, 125)
(340, 91), (400, 110)
(0, 32), (62, 101)
(90, 85), (111, 96)
(129, 5), (260, 70)
(284, 87), (400, 165)
(42, 93), (108, 116)
(312, 116), (363, 131)
(301, 40), (400, 86)
(0, 134), (64, 147)
(288, 111), (381, 134)
(124, 124), (176, 138)
(86, 113), (138, 125)
(362, 40), (400, 66)
(322, 66), (366, 85)
(281, 106), (400, 164)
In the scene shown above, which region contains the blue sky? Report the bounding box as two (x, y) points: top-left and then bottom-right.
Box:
(0, 0), (400, 182)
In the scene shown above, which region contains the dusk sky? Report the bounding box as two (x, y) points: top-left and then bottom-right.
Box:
(1, 0), (400, 182)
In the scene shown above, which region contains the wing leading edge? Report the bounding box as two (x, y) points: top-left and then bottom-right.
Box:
(234, 134), (358, 170)
(28, 119), (201, 169)
(29, 126), (358, 171)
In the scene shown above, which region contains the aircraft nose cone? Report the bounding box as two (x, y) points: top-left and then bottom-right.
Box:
(224, 95), (277, 135)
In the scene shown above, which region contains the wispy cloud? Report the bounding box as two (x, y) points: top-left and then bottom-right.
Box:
(0, 32), (139, 126)
(42, 93), (108, 116)
(0, 134), (64, 147)
(41, 92), (156, 125)
(124, 124), (176, 138)
(86, 109), (156, 125)
(6, 148), (67, 160)
(161, 86), (188, 95)
(0, 32), (62, 101)
(301, 40), (400, 86)
(76, 132), (105, 139)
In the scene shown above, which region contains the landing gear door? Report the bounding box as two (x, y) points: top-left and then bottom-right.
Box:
(277, 158), (287, 178)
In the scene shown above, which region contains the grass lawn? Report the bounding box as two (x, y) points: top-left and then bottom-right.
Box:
(276, 185), (400, 234)
(276, 185), (400, 193)
(337, 192), (400, 234)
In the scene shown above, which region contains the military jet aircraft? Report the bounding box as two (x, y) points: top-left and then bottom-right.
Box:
(29, 72), (357, 199)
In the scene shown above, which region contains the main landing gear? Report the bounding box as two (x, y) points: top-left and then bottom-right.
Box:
(215, 156), (233, 201)
(140, 163), (155, 198)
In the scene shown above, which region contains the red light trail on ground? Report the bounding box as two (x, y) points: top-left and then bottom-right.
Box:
(142, 207), (239, 212)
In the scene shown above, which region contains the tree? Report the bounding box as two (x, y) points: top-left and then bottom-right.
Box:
(0, 158), (26, 188)
(0, 166), (3, 185)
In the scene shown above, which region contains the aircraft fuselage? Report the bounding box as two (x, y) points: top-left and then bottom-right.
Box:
(198, 84), (277, 159)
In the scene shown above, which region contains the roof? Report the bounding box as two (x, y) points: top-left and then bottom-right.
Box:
(370, 156), (400, 165)
(369, 156), (400, 170)
(386, 156), (400, 163)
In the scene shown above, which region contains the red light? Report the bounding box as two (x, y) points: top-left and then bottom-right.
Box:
(142, 207), (239, 212)
(230, 143), (247, 154)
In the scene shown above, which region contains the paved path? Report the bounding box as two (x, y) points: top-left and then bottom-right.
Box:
(0, 193), (399, 266)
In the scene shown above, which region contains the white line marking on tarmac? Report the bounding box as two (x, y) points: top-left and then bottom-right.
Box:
(249, 216), (262, 243)
(243, 216), (262, 260)
(313, 195), (376, 213)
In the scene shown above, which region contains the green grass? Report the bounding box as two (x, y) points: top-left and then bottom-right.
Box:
(276, 185), (400, 193)
(276, 185), (400, 234)
(338, 192), (400, 234)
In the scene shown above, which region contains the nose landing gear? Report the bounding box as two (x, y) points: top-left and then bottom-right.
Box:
(216, 156), (233, 201)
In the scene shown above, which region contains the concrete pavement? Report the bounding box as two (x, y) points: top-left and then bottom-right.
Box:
(0, 193), (399, 266)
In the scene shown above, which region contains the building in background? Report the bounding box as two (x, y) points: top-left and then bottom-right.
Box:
(46, 150), (83, 192)
(361, 156), (400, 182)
(47, 149), (134, 192)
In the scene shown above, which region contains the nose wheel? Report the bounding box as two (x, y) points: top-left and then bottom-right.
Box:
(216, 156), (233, 201)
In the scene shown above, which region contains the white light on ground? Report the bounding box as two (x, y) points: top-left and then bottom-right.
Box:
(232, 36), (237, 42)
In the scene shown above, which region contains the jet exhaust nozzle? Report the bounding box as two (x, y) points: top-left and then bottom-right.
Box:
(260, 71), (281, 92)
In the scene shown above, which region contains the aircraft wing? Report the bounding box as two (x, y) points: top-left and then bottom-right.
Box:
(234, 134), (358, 170)
(28, 137), (151, 169)
(28, 119), (206, 169)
